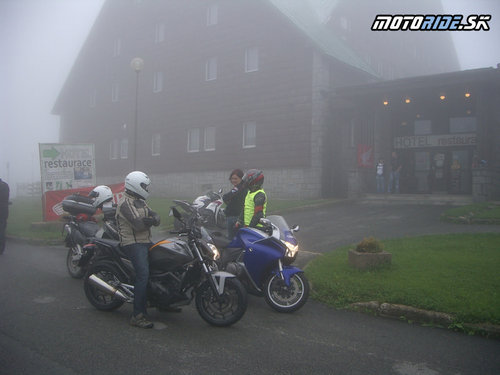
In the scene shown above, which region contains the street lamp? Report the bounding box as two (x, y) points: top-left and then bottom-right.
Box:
(130, 57), (144, 170)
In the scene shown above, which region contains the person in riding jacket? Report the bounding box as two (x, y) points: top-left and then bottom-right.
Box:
(222, 169), (246, 238)
(238, 169), (266, 229)
(116, 171), (160, 329)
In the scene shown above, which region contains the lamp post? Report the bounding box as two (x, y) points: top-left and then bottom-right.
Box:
(130, 57), (144, 170)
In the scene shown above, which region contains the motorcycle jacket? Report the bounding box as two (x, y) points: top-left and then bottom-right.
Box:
(243, 189), (267, 228)
(116, 192), (159, 246)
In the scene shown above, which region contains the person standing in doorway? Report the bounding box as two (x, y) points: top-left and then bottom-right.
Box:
(388, 151), (402, 194)
(0, 178), (9, 254)
(376, 159), (385, 193)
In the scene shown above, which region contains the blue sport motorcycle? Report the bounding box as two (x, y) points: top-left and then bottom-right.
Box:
(219, 215), (309, 313)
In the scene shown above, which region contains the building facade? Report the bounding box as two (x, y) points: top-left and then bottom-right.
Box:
(331, 67), (500, 201)
(53, 0), (459, 199)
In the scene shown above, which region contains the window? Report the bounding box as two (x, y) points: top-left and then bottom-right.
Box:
(340, 16), (351, 31)
(450, 117), (477, 133)
(111, 82), (119, 102)
(153, 71), (163, 93)
(204, 127), (216, 151)
(414, 120), (432, 135)
(206, 4), (218, 26)
(89, 89), (96, 108)
(245, 47), (259, 73)
(205, 57), (217, 81)
(110, 140), (119, 160)
(113, 38), (121, 57)
(152, 133), (161, 156)
(155, 22), (165, 43)
(188, 128), (200, 152)
(243, 122), (256, 148)
(120, 138), (128, 159)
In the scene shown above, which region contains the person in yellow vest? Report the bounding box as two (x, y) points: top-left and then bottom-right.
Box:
(239, 169), (267, 229)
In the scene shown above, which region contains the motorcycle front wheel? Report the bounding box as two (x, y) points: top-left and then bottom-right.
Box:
(84, 263), (125, 311)
(66, 245), (85, 279)
(264, 272), (309, 313)
(195, 277), (247, 327)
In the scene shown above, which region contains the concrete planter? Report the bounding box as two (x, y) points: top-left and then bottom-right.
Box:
(348, 249), (392, 270)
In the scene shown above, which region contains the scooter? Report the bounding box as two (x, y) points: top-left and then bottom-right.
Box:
(218, 215), (309, 313)
(62, 193), (118, 278)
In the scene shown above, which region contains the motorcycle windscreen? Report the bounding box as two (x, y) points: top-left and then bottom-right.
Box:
(149, 239), (193, 271)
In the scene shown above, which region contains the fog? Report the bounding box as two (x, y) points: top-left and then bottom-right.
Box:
(0, 0), (499, 196)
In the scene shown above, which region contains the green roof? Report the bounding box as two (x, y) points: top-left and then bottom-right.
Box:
(267, 0), (377, 76)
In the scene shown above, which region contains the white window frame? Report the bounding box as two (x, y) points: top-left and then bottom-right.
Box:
(155, 22), (165, 43)
(120, 138), (128, 159)
(188, 128), (200, 152)
(111, 82), (119, 102)
(153, 71), (163, 93)
(204, 127), (216, 151)
(152, 133), (161, 156)
(206, 4), (218, 26)
(205, 57), (217, 81)
(340, 16), (351, 31)
(110, 140), (119, 160)
(113, 38), (121, 57)
(243, 122), (256, 148)
(89, 89), (96, 108)
(245, 47), (259, 73)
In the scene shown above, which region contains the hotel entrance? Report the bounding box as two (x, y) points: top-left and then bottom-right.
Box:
(412, 148), (473, 194)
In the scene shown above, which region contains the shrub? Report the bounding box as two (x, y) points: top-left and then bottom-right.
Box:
(355, 236), (384, 253)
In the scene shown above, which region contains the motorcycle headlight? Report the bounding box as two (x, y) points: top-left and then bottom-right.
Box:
(206, 243), (220, 261)
(282, 240), (299, 258)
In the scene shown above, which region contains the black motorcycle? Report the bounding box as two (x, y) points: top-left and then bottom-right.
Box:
(62, 194), (118, 278)
(83, 206), (248, 327)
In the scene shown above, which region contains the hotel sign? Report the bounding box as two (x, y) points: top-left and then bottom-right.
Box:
(393, 133), (476, 149)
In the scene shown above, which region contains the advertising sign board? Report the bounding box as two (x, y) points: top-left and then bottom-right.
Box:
(39, 143), (96, 194)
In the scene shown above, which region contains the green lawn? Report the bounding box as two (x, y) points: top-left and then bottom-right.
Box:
(306, 233), (500, 326)
(441, 201), (500, 224)
(6, 195), (337, 241)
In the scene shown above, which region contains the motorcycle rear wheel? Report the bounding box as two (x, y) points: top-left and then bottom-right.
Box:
(264, 272), (309, 313)
(66, 245), (85, 279)
(84, 264), (125, 311)
(195, 278), (247, 327)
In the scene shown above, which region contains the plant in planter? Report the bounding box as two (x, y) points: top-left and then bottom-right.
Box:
(348, 237), (392, 270)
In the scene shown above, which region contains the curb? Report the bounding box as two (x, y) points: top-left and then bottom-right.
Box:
(350, 301), (500, 338)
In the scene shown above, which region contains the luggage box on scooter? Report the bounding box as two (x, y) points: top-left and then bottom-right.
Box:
(149, 238), (193, 271)
(62, 194), (96, 216)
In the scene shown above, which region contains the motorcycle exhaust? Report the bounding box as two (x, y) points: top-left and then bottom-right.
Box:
(88, 274), (129, 301)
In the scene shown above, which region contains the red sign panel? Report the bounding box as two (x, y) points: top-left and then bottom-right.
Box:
(357, 144), (374, 168)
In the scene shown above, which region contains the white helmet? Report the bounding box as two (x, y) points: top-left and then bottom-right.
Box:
(125, 171), (151, 199)
(89, 185), (113, 208)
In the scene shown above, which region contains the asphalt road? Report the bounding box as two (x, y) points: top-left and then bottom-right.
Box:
(1, 201), (499, 375)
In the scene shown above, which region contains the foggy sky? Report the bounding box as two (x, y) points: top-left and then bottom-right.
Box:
(0, 0), (499, 196)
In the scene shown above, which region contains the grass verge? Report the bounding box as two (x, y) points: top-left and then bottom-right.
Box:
(441, 201), (500, 224)
(6, 196), (338, 242)
(306, 233), (500, 330)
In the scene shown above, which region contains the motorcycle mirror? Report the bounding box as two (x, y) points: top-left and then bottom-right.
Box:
(170, 207), (183, 221)
(291, 225), (300, 233)
(259, 218), (271, 226)
(218, 187), (223, 194)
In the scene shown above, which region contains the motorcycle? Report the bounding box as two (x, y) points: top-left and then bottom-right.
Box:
(190, 189), (226, 229)
(62, 193), (118, 278)
(82, 206), (248, 327)
(217, 215), (309, 313)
